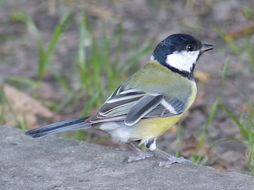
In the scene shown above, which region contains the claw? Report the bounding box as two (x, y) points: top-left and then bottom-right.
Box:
(127, 151), (155, 162)
(159, 155), (191, 167)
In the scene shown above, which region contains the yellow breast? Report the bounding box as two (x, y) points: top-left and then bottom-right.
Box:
(129, 115), (182, 140)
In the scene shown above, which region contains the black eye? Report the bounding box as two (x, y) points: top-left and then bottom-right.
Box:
(186, 44), (194, 51)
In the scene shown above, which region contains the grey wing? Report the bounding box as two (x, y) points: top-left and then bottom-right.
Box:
(124, 94), (164, 126)
(87, 86), (145, 123)
(145, 97), (185, 118)
(87, 85), (185, 126)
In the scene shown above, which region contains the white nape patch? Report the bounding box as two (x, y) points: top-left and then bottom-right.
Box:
(166, 50), (200, 73)
(150, 55), (155, 61)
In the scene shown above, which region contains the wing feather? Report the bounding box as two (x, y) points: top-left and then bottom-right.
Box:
(87, 86), (185, 126)
(125, 95), (164, 126)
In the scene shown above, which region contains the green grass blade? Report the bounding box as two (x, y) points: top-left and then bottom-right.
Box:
(52, 70), (71, 93)
(212, 24), (240, 55)
(53, 92), (75, 112)
(1, 76), (37, 87)
(37, 37), (45, 77)
(204, 98), (220, 134)
(77, 15), (90, 85)
(75, 91), (100, 140)
(37, 12), (73, 79)
(122, 40), (151, 72)
(222, 105), (247, 138)
(175, 122), (182, 157)
(221, 57), (231, 86)
(81, 91), (100, 117)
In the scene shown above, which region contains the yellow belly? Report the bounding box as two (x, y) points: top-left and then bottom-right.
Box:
(129, 115), (182, 140)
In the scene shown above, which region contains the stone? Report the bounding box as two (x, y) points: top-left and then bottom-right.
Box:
(1, 126), (254, 190)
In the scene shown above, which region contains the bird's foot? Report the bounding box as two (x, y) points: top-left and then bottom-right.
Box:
(127, 151), (155, 162)
(158, 155), (191, 167)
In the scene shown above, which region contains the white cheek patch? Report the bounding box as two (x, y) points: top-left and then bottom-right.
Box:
(166, 50), (200, 73)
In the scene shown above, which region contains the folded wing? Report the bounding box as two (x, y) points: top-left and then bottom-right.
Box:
(87, 85), (185, 126)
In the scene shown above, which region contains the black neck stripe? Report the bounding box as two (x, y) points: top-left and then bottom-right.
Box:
(163, 63), (195, 80)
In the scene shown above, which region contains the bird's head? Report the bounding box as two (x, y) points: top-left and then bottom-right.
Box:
(151, 34), (213, 79)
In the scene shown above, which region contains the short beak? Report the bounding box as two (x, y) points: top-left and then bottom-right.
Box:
(201, 43), (213, 53)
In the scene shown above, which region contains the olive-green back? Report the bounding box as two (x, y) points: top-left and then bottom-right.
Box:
(124, 61), (195, 109)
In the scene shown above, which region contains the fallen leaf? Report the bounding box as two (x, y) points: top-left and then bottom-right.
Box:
(225, 20), (254, 40)
(219, 150), (245, 164)
(168, 125), (177, 134)
(3, 84), (54, 129)
(193, 90), (206, 107)
(211, 164), (226, 171)
(234, 105), (254, 113)
(194, 70), (211, 83)
(67, 1), (121, 20)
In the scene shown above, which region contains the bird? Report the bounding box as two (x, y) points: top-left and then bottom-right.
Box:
(26, 33), (213, 166)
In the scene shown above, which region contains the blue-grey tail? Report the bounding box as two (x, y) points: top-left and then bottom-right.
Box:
(25, 117), (90, 138)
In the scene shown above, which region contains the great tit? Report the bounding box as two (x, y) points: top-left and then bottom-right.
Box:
(26, 34), (213, 166)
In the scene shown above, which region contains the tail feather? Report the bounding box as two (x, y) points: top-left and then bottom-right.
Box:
(25, 117), (90, 138)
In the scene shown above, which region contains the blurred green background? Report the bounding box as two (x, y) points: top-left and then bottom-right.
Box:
(1, 0), (254, 175)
